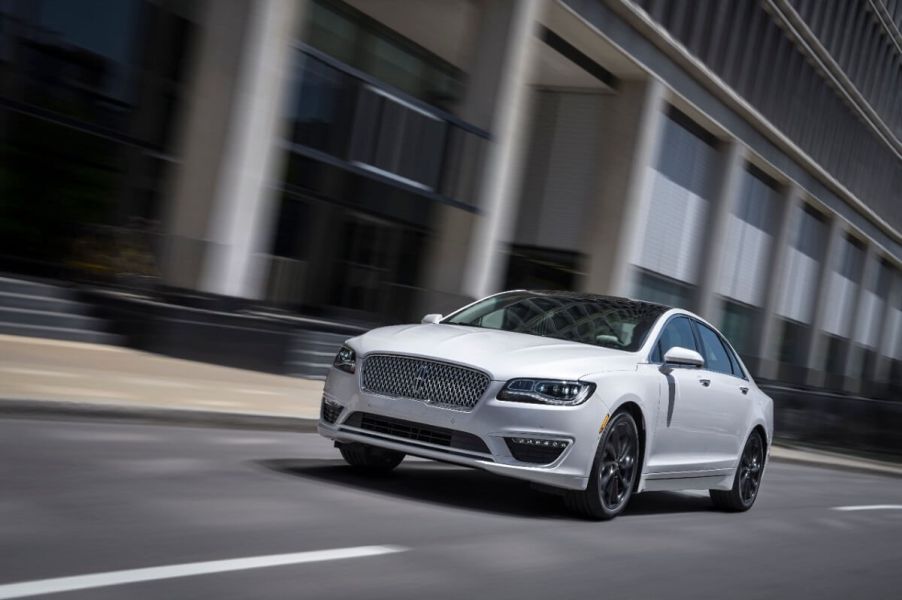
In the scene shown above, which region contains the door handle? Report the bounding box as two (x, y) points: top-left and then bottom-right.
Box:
(699, 378), (711, 387)
(740, 386), (749, 395)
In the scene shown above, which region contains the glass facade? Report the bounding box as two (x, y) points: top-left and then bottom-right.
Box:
(0, 0), (194, 276)
(303, 0), (463, 109)
(721, 300), (758, 359)
(634, 270), (693, 309)
(268, 0), (488, 318)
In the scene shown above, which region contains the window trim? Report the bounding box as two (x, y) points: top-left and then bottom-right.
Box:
(647, 314), (699, 365)
(691, 318), (749, 381)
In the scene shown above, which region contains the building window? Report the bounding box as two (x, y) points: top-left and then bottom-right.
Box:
(778, 319), (808, 367)
(634, 270), (693, 309)
(838, 235), (865, 283)
(794, 205), (828, 260)
(302, 0), (463, 108)
(504, 246), (583, 292)
(720, 300), (758, 359)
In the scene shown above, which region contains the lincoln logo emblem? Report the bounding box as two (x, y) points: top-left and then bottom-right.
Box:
(414, 364), (430, 393)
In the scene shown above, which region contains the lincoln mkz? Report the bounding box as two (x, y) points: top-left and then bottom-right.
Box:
(318, 290), (773, 520)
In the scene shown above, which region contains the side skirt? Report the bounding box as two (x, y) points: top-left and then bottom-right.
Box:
(639, 472), (734, 492)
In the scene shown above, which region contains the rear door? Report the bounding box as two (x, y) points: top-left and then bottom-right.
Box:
(691, 320), (753, 469)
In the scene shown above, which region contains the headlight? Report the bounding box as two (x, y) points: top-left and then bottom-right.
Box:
(497, 379), (595, 406)
(333, 345), (356, 373)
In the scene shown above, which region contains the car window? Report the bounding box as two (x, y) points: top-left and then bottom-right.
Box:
(444, 292), (666, 352)
(651, 316), (697, 362)
(695, 322), (734, 376)
(723, 340), (746, 379)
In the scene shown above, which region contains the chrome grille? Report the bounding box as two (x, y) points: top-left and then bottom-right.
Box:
(361, 354), (490, 411)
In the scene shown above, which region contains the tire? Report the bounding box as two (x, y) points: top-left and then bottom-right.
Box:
(565, 411), (640, 520)
(710, 430), (765, 512)
(339, 442), (405, 472)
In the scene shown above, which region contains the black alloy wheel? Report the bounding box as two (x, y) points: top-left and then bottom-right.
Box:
(598, 417), (639, 510)
(738, 433), (764, 504)
(710, 430), (765, 511)
(565, 411), (640, 520)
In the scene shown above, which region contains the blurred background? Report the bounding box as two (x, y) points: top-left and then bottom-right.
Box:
(1, 2), (902, 598)
(0, 0), (900, 450)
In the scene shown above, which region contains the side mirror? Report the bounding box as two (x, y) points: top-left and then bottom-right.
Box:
(421, 313), (443, 324)
(663, 346), (705, 368)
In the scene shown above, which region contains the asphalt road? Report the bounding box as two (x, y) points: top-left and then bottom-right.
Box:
(2, 417), (901, 599)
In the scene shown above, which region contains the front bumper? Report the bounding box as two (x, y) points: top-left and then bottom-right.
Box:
(317, 367), (610, 491)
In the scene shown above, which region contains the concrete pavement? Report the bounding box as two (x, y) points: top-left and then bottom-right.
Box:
(0, 334), (323, 420)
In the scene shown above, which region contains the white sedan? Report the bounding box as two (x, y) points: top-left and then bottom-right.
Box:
(317, 290), (773, 520)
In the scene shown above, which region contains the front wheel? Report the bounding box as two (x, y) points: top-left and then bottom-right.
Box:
(710, 430), (765, 511)
(339, 443), (405, 472)
(565, 411), (640, 520)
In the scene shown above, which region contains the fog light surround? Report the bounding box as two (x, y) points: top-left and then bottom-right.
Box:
(321, 398), (344, 424)
(505, 436), (571, 464)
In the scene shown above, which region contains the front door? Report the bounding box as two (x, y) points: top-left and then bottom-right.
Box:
(644, 316), (725, 476)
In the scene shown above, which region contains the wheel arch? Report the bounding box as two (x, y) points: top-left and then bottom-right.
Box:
(607, 398), (647, 492)
(751, 423), (769, 450)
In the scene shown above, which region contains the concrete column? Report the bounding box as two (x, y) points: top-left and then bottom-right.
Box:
(694, 141), (747, 322)
(163, 0), (303, 298)
(421, 0), (541, 312)
(756, 184), (803, 380)
(843, 244), (878, 393)
(583, 78), (667, 297)
(459, 0), (542, 300)
(805, 214), (845, 387)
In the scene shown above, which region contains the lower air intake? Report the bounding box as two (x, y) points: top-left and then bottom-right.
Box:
(343, 412), (490, 454)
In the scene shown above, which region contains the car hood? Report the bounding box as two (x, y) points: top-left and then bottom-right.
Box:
(351, 324), (639, 380)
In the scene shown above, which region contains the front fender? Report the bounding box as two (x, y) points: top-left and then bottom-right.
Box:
(585, 370), (661, 478)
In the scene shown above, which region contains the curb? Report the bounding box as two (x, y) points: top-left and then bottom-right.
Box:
(770, 443), (902, 479)
(0, 398), (319, 433)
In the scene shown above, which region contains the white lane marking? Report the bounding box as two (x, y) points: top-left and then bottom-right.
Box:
(832, 505), (902, 512)
(0, 545), (407, 599)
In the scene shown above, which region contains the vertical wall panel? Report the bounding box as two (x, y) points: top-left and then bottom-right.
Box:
(513, 90), (603, 253)
(635, 110), (717, 285)
(855, 291), (883, 347)
(823, 272), (858, 337)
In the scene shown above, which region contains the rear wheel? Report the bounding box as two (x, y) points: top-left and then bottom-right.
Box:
(339, 443), (405, 472)
(710, 430), (765, 511)
(565, 411), (639, 520)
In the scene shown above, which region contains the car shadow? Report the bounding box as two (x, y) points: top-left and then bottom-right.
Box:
(258, 458), (717, 520)
(258, 458), (568, 519)
(622, 491), (715, 516)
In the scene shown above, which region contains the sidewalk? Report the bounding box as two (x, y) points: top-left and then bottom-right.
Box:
(2, 333), (901, 477)
(0, 334), (323, 421)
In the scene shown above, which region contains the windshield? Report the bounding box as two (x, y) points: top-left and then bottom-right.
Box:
(444, 291), (667, 352)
